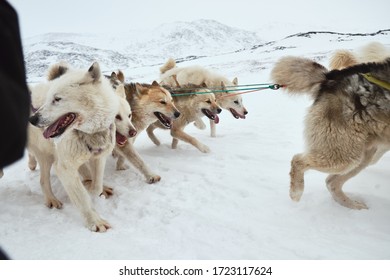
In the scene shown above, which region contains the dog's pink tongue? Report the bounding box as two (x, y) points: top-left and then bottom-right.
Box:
(214, 114), (219, 124)
(116, 132), (127, 146)
(43, 123), (58, 139)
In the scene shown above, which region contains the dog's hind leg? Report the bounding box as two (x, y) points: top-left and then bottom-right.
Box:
(326, 147), (377, 210)
(289, 153), (310, 202)
(28, 153), (37, 171)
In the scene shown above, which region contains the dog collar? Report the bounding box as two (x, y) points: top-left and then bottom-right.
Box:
(362, 73), (390, 91)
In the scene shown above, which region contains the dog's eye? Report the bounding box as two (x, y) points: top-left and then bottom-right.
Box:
(206, 100), (212, 104)
(115, 114), (122, 121)
(52, 97), (61, 104)
(234, 100), (239, 104)
(160, 100), (167, 105)
(128, 114), (132, 119)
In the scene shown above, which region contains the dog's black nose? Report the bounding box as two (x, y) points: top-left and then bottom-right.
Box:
(174, 111), (180, 118)
(244, 110), (248, 115)
(29, 114), (39, 126)
(217, 108), (222, 114)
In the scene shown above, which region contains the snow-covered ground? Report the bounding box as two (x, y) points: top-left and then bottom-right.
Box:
(0, 22), (389, 260)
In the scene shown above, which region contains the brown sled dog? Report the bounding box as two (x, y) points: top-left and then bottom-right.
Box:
(146, 83), (221, 153)
(271, 56), (390, 209)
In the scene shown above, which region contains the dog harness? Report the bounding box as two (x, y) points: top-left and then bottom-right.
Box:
(362, 73), (390, 91)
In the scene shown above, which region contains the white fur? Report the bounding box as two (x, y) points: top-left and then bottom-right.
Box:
(159, 59), (247, 137)
(29, 62), (120, 232)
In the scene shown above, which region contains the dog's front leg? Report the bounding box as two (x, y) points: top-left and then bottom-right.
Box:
(171, 128), (210, 153)
(56, 160), (110, 232)
(209, 119), (216, 138)
(88, 157), (106, 196)
(116, 142), (161, 184)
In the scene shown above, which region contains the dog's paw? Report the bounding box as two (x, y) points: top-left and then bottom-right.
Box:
(116, 163), (129, 170)
(45, 197), (63, 209)
(350, 200), (368, 210)
(89, 219), (111, 232)
(199, 144), (210, 153)
(100, 186), (114, 198)
(290, 189), (303, 202)
(338, 197), (368, 210)
(146, 175), (161, 184)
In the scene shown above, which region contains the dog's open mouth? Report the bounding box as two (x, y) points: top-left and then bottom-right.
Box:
(229, 108), (246, 119)
(154, 112), (172, 128)
(43, 113), (76, 139)
(115, 131), (128, 146)
(202, 108), (219, 124)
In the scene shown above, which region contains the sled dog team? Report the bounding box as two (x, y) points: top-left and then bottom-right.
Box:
(6, 42), (390, 231)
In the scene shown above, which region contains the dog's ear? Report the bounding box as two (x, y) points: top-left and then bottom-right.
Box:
(135, 83), (148, 95)
(117, 70), (125, 83)
(115, 84), (126, 99)
(221, 81), (226, 90)
(110, 72), (117, 79)
(232, 77), (238, 85)
(87, 62), (101, 83)
(151, 80), (160, 87)
(47, 61), (70, 81)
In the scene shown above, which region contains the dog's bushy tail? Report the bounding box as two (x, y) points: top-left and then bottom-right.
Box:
(271, 56), (328, 96)
(160, 58), (176, 74)
(329, 49), (358, 70)
(359, 42), (390, 63)
(47, 61), (70, 81)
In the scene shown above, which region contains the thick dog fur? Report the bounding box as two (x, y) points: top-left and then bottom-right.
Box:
(329, 42), (390, 70)
(271, 56), (390, 209)
(159, 58), (247, 137)
(146, 84), (221, 153)
(107, 72), (181, 180)
(28, 62), (124, 231)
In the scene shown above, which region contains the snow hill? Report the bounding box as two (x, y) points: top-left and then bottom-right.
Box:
(1, 20), (390, 260)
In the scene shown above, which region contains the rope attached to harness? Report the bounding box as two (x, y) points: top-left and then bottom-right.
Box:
(362, 73), (390, 91)
(170, 83), (284, 97)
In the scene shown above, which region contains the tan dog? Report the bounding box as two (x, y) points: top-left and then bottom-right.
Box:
(271, 56), (390, 210)
(329, 42), (390, 70)
(146, 83), (221, 153)
(160, 58), (247, 137)
(107, 72), (181, 179)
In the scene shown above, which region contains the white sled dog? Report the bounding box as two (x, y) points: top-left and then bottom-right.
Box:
(28, 62), (131, 232)
(271, 56), (390, 210)
(159, 58), (248, 137)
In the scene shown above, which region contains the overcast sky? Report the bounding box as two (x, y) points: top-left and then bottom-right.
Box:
(8, 0), (390, 38)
